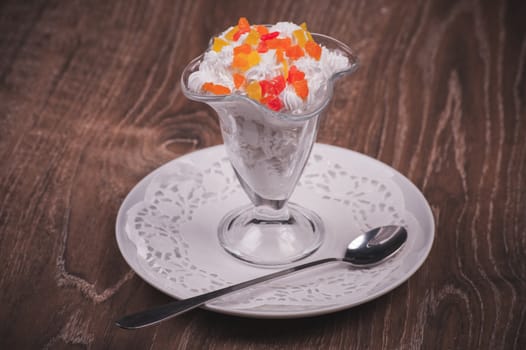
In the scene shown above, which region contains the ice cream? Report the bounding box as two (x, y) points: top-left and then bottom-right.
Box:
(188, 18), (350, 114)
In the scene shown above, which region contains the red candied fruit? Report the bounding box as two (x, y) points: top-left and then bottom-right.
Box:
(262, 95), (284, 111)
(257, 41), (268, 53)
(259, 75), (286, 96)
(261, 31), (279, 41)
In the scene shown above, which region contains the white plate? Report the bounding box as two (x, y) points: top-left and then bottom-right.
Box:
(116, 143), (434, 318)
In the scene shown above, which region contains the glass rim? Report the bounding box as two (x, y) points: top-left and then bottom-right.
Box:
(181, 32), (359, 122)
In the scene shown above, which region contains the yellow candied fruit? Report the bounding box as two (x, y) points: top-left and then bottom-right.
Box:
(225, 26), (238, 41)
(281, 60), (289, 80)
(246, 51), (261, 68)
(244, 29), (260, 46)
(232, 51), (260, 70)
(246, 81), (262, 101)
(212, 37), (229, 52)
(293, 29), (307, 47)
(300, 22), (313, 41)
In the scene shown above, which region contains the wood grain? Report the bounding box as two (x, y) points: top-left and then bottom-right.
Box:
(0, 0), (525, 348)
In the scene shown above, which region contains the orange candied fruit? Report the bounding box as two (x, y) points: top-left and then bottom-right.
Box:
(232, 54), (249, 69)
(234, 43), (252, 55)
(275, 48), (285, 63)
(255, 25), (269, 36)
(266, 37), (292, 50)
(233, 17), (251, 41)
(287, 65), (305, 83)
(238, 17), (250, 32)
(285, 45), (304, 60)
(233, 73), (246, 89)
(305, 40), (321, 60)
(202, 82), (231, 95)
(293, 79), (309, 100)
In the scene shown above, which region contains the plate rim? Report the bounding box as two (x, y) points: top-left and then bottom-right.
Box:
(115, 143), (435, 318)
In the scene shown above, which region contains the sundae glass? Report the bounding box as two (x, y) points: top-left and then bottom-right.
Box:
(181, 20), (358, 266)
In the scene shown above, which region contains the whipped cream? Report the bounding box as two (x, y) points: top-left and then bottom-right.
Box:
(188, 21), (351, 114)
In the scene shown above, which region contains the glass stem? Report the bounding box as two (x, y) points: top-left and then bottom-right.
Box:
(253, 200), (290, 222)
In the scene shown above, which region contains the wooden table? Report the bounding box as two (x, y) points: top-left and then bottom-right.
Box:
(1, 0), (525, 348)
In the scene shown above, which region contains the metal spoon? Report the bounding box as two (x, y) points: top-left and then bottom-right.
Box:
(116, 225), (407, 329)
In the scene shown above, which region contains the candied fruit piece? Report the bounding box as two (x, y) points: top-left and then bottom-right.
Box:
(213, 37), (229, 52)
(281, 60), (289, 80)
(305, 40), (321, 60)
(257, 41), (268, 53)
(261, 31), (279, 41)
(233, 73), (246, 89)
(246, 51), (261, 68)
(293, 29), (307, 47)
(238, 17), (250, 32)
(255, 25), (269, 35)
(272, 75), (286, 94)
(259, 80), (273, 96)
(293, 79), (309, 100)
(245, 30), (260, 46)
(285, 45), (304, 60)
(266, 37), (291, 50)
(234, 43), (252, 55)
(232, 54), (249, 69)
(262, 96), (284, 111)
(233, 30), (243, 41)
(287, 65), (305, 83)
(246, 81), (262, 101)
(225, 26), (238, 41)
(300, 22), (314, 41)
(260, 75), (286, 96)
(202, 82), (231, 95)
(275, 48), (284, 63)
(232, 17), (251, 41)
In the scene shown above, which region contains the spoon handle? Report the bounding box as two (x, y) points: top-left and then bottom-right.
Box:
(116, 257), (340, 329)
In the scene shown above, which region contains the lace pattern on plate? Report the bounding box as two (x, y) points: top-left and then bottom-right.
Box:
(125, 150), (416, 311)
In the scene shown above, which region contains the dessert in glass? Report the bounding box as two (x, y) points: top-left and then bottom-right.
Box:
(181, 18), (358, 266)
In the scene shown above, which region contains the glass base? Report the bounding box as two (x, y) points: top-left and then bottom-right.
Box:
(218, 203), (324, 266)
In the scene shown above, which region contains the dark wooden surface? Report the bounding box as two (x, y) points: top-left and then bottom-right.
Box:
(1, 0), (525, 349)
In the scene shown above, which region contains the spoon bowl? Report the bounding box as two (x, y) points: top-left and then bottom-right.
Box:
(344, 226), (408, 266)
(116, 225), (407, 329)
